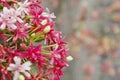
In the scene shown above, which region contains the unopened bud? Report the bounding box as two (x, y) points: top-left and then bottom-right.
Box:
(31, 33), (36, 37)
(67, 56), (73, 61)
(41, 19), (47, 25)
(44, 25), (51, 33)
(18, 75), (25, 80)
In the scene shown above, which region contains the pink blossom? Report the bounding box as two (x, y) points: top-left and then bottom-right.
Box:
(12, 23), (29, 42)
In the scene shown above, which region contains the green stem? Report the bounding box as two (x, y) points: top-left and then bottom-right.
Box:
(42, 44), (57, 48)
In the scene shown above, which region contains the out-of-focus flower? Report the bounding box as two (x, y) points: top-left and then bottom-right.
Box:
(42, 8), (56, 21)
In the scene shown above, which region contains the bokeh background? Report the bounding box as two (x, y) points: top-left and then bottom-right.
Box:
(43, 0), (120, 80)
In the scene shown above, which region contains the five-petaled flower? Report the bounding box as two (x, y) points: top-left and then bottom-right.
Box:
(7, 56), (32, 80)
(42, 8), (56, 21)
(0, 7), (17, 30)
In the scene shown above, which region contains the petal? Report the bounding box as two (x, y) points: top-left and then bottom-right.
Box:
(42, 12), (48, 16)
(46, 8), (50, 13)
(7, 64), (16, 71)
(0, 23), (6, 30)
(13, 71), (20, 80)
(8, 18), (16, 23)
(51, 13), (56, 18)
(24, 9), (29, 15)
(3, 7), (9, 14)
(9, 24), (17, 30)
(22, 61), (31, 70)
(14, 56), (21, 65)
(17, 17), (23, 23)
(24, 0), (28, 4)
(0, 17), (3, 22)
(22, 71), (31, 79)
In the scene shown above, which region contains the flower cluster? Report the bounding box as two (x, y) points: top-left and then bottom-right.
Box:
(0, 0), (68, 80)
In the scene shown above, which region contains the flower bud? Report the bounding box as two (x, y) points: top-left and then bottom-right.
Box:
(67, 56), (73, 61)
(31, 33), (36, 37)
(41, 19), (47, 25)
(18, 75), (25, 80)
(43, 25), (51, 33)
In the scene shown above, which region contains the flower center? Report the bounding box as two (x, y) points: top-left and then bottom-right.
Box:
(16, 65), (22, 71)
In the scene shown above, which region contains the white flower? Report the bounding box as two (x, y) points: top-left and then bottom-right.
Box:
(0, 7), (17, 30)
(42, 8), (56, 21)
(9, 8), (23, 23)
(7, 56), (32, 80)
(17, 0), (31, 17)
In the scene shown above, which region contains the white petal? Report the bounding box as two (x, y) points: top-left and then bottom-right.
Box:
(7, 64), (16, 71)
(10, 8), (15, 12)
(51, 13), (56, 18)
(8, 18), (16, 23)
(46, 8), (50, 13)
(13, 71), (20, 80)
(22, 61), (31, 70)
(22, 71), (31, 78)
(15, 10), (21, 16)
(24, 0), (28, 4)
(14, 56), (21, 65)
(0, 23), (6, 30)
(42, 12), (48, 16)
(17, 17), (23, 23)
(3, 7), (9, 14)
(9, 24), (17, 29)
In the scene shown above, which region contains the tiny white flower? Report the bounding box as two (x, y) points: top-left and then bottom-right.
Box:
(42, 8), (56, 21)
(0, 7), (17, 30)
(17, 0), (31, 17)
(9, 8), (23, 23)
(7, 56), (32, 80)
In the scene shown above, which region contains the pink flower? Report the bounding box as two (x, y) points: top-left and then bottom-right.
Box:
(12, 23), (29, 42)
(29, 2), (44, 26)
(45, 30), (67, 46)
(7, 56), (32, 80)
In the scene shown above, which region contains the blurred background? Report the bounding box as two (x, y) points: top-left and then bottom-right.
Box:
(43, 0), (120, 80)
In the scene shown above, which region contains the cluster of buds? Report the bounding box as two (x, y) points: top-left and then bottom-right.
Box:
(0, 0), (69, 80)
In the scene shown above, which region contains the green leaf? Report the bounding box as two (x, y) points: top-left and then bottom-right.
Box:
(0, 4), (3, 12)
